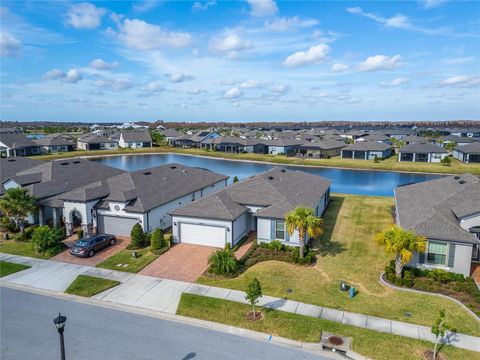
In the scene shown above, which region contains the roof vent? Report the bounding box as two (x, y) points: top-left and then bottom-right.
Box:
(143, 171), (152, 175)
(73, 160), (81, 164)
(280, 169), (286, 173)
(454, 176), (460, 180)
(459, 180), (466, 184)
(169, 166), (177, 169)
(268, 176), (274, 180)
(60, 162), (69, 166)
(7, 159), (15, 162)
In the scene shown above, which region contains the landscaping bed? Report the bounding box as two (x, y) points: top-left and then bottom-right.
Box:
(177, 293), (478, 360)
(0, 261), (30, 277)
(65, 275), (120, 297)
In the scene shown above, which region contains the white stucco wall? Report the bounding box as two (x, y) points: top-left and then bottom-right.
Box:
(256, 217), (302, 246)
(459, 213), (480, 231)
(232, 213), (248, 245)
(171, 215), (232, 245)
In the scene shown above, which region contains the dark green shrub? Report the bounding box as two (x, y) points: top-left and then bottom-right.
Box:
(403, 270), (414, 287)
(208, 249), (238, 276)
(233, 176), (239, 183)
(269, 240), (283, 252)
(31, 226), (64, 256)
(130, 223), (146, 249)
(150, 228), (164, 250)
(0, 217), (16, 232)
(225, 242), (231, 251)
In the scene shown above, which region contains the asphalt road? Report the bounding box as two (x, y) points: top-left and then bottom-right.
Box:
(0, 287), (328, 360)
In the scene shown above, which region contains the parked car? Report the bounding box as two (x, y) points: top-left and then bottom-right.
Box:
(69, 234), (116, 258)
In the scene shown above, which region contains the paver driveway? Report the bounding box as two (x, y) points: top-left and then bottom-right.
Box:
(139, 243), (218, 282)
(51, 236), (131, 267)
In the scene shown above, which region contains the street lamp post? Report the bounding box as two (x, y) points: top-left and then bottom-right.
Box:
(53, 313), (67, 360)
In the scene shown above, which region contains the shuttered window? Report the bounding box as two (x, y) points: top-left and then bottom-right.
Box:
(275, 220), (285, 240)
(426, 241), (448, 266)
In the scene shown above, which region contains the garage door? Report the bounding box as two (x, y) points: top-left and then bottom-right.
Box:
(180, 223), (226, 248)
(97, 215), (139, 236)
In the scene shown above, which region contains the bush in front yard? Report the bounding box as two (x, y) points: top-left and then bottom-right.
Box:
(31, 226), (64, 256)
(208, 249), (238, 276)
(150, 228), (164, 250)
(130, 223), (146, 249)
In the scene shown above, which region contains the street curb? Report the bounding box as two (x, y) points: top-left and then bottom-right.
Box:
(0, 281), (350, 360)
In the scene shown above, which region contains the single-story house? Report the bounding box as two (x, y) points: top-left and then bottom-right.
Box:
(394, 174), (480, 277)
(160, 129), (183, 145)
(77, 134), (119, 150)
(298, 140), (347, 158)
(0, 132), (41, 157)
(173, 130), (220, 148)
(385, 128), (417, 139)
(341, 142), (393, 160)
(115, 130), (153, 148)
(440, 136), (478, 148)
(401, 135), (429, 145)
(397, 143), (448, 163)
(200, 136), (268, 154)
(448, 128), (480, 138)
(34, 135), (76, 153)
(355, 134), (391, 144)
(0, 157), (44, 195)
(170, 167), (331, 248)
(453, 143), (480, 163)
(265, 139), (304, 155)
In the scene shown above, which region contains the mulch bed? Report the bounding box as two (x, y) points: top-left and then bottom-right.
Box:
(246, 311), (263, 322)
(422, 349), (448, 360)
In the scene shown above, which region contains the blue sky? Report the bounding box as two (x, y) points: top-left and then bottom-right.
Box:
(1, 0), (479, 123)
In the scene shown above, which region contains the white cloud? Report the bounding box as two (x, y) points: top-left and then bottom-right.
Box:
(357, 55), (401, 72)
(89, 59), (120, 70)
(143, 81), (166, 92)
(240, 80), (266, 89)
(421, 0), (448, 9)
(188, 88), (207, 95)
(264, 16), (319, 32)
(192, 1), (217, 11)
(116, 19), (192, 50)
(441, 56), (475, 65)
(380, 77), (409, 87)
(283, 43), (330, 67)
(95, 77), (134, 92)
(209, 33), (252, 59)
(133, 0), (161, 12)
(223, 87), (243, 99)
(440, 75), (480, 88)
(65, 2), (106, 29)
(43, 68), (83, 83)
(0, 31), (21, 57)
(330, 63), (349, 73)
(272, 84), (290, 95)
(247, 0), (278, 17)
(166, 72), (195, 83)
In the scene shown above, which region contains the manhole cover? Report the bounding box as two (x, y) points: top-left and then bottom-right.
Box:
(286, 288), (293, 293)
(328, 336), (344, 346)
(404, 312), (412, 318)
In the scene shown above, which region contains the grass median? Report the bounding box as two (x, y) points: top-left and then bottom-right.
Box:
(0, 261), (30, 277)
(65, 275), (120, 297)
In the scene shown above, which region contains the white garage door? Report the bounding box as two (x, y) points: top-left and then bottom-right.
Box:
(180, 223), (226, 248)
(97, 215), (139, 236)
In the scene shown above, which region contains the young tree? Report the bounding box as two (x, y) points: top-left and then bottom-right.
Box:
(0, 188), (36, 233)
(431, 310), (452, 359)
(31, 226), (64, 256)
(286, 207), (323, 259)
(375, 225), (426, 278)
(441, 156), (451, 166)
(208, 249), (238, 276)
(233, 176), (239, 183)
(445, 142), (457, 152)
(150, 228), (164, 250)
(130, 223), (145, 249)
(245, 277), (262, 318)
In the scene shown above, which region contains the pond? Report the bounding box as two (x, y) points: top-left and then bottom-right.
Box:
(91, 153), (443, 196)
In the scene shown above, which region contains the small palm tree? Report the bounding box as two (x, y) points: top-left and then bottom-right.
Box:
(286, 207), (323, 259)
(208, 249), (238, 276)
(0, 188), (36, 233)
(375, 225), (426, 278)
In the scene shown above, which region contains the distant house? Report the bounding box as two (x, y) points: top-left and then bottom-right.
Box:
(170, 168), (331, 248)
(397, 143), (448, 163)
(386, 128), (417, 139)
(265, 138), (304, 155)
(402, 135), (429, 145)
(160, 129), (183, 145)
(172, 130), (220, 148)
(0, 157), (44, 195)
(200, 136), (267, 154)
(341, 142), (393, 160)
(394, 174), (480, 277)
(77, 134), (118, 151)
(298, 140), (347, 158)
(117, 130), (152, 148)
(448, 128), (480, 138)
(453, 143), (480, 163)
(440, 136), (478, 148)
(0, 132), (41, 157)
(34, 134), (76, 153)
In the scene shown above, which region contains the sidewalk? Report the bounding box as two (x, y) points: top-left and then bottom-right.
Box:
(1, 253), (479, 353)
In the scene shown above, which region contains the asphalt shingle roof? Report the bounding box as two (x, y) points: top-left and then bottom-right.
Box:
(454, 143), (480, 155)
(0, 133), (39, 149)
(399, 143), (448, 153)
(342, 142), (392, 151)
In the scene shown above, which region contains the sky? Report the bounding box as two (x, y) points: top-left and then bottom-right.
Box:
(1, 0), (479, 123)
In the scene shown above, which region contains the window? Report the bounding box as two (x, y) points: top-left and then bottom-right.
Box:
(427, 241), (448, 265)
(275, 220), (285, 240)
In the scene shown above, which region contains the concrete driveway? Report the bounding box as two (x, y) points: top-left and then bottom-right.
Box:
(139, 243), (217, 282)
(51, 236), (131, 267)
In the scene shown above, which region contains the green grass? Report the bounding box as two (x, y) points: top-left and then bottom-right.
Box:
(0, 261), (30, 277)
(0, 240), (58, 259)
(96, 247), (159, 273)
(65, 275), (120, 297)
(177, 294), (480, 360)
(198, 195), (480, 336)
(32, 145), (480, 175)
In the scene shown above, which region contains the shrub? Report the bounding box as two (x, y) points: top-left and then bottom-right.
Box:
(150, 228), (164, 250)
(0, 217), (16, 233)
(374, 155), (380, 163)
(130, 223), (146, 249)
(208, 249), (238, 276)
(31, 226), (64, 256)
(403, 270), (414, 287)
(233, 176), (239, 183)
(269, 240), (283, 252)
(77, 229), (84, 239)
(291, 247), (316, 264)
(225, 242), (231, 251)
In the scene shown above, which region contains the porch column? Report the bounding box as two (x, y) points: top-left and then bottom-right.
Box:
(38, 207), (45, 226)
(428, 153), (431, 162)
(365, 152), (368, 160)
(413, 153), (416, 162)
(352, 150), (355, 159)
(52, 208), (59, 227)
(82, 223), (90, 236)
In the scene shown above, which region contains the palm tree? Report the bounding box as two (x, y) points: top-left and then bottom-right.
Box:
(375, 225), (426, 278)
(286, 207), (323, 259)
(0, 188), (36, 233)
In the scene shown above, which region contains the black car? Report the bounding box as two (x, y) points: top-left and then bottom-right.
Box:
(69, 234), (116, 258)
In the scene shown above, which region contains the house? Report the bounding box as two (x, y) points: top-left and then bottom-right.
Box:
(77, 134), (118, 150)
(160, 129), (183, 145)
(355, 134), (391, 144)
(453, 143), (480, 163)
(341, 142), (393, 160)
(170, 168), (331, 248)
(0, 132), (41, 157)
(34, 134), (76, 153)
(440, 136), (478, 148)
(394, 174), (480, 277)
(265, 139), (304, 155)
(0, 157), (44, 195)
(200, 136), (268, 154)
(116, 130), (153, 148)
(58, 163), (228, 236)
(402, 135), (429, 145)
(385, 128), (417, 139)
(172, 130), (220, 148)
(398, 143), (448, 163)
(298, 140), (347, 158)
(448, 128), (480, 138)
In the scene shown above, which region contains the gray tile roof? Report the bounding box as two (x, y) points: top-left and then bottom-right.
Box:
(395, 174), (480, 244)
(399, 143), (448, 153)
(0, 133), (39, 149)
(301, 140), (347, 150)
(342, 142), (392, 151)
(171, 167), (331, 220)
(34, 135), (76, 147)
(454, 143), (480, 155)
(0, 157), (44, 184)
(78, 133), (116, 144)
(119, 130), (152, 142)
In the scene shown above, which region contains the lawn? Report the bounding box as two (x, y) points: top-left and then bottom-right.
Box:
(32, 145), (480, 175)
(0, 261), (30, 277)
(0, 240), (56, 259)
(65, 275), (120, 297)
(198, 195), (480, 336)
(96, 247), (159, 273)
(177, 294), (480, 360)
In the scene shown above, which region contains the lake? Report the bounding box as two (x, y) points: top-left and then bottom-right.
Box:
(91, 153), (443, 196)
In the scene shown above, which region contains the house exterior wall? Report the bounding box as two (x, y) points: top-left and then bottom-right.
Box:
(232, 213), (248, 245)
(460, 213), (480, 231)
(171, 215), (232, 245)
(257, 217), (301, 246)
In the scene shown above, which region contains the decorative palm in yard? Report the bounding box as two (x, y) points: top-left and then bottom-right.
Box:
(375, 225), (426, 279)
(208, 249), (238, 276)
(286, 207), (323, 259)
(0, 188), (36, 234)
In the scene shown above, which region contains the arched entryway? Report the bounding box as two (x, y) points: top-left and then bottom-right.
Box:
(70, 210), (82, 234)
